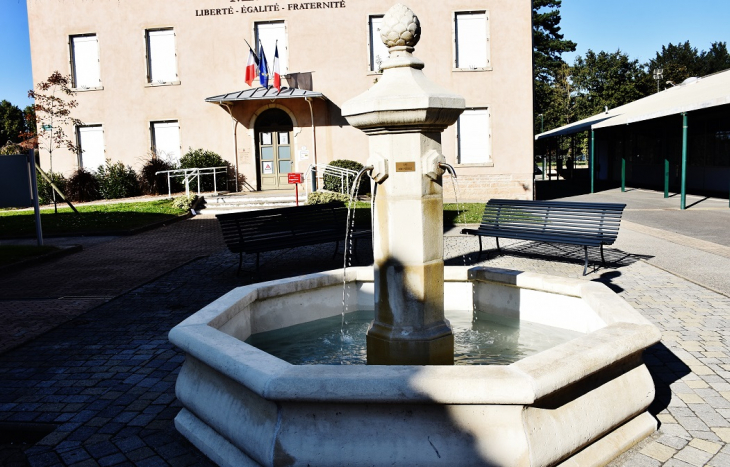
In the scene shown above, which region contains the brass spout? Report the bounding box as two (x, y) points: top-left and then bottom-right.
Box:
(438, 163), (457, 178)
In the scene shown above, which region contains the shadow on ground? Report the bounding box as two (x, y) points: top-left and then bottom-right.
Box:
(444, 240), (653, 275)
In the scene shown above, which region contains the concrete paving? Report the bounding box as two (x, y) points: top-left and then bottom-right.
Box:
(1, 188), (730, 466)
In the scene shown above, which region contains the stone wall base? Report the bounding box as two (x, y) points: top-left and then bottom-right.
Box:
(444, 173), (533, 201)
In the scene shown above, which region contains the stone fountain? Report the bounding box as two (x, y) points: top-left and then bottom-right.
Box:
(169, 4), (661, 466)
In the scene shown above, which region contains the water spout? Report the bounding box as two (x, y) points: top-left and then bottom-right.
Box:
(439, 162), (457, 178)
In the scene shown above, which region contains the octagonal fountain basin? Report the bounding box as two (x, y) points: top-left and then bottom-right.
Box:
(169, 266), (661, 467)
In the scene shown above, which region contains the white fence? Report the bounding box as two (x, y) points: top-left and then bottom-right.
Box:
(155, 166), (229, 197)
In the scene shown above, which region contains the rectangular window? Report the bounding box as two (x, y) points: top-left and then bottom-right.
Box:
(70, 34), (101, 89)
(457, 109), (491, 164)
(146, 29), (178, 84)
(255, 21), (288, 75)
(455, 12), (489, 69)
(77, 125), (105, 170)
(151, 121), (181, 163)
(369, 15), (388, 72)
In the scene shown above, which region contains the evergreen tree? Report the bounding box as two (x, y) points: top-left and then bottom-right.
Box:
(572, 50), (651, 120)
(0, 100), (26, 147)
(533, 0), (576, 133)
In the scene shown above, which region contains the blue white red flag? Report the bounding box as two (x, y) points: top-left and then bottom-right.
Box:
(273, 43), (281, 91)
(244, 47), (258, 87)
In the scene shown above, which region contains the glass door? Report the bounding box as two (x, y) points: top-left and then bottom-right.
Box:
(258, 130), (293, 190)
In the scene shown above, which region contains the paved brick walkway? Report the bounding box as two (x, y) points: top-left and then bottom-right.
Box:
(0, 217), (226, 355)
(2, 209), (730, 466)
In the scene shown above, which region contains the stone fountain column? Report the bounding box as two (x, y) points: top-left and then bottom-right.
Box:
(342, 4), (464, 365)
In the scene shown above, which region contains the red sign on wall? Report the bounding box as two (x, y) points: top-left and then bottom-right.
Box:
(288, 172), (304, 184)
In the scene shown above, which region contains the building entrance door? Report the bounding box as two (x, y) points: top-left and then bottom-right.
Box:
(256, 109), (293, 190)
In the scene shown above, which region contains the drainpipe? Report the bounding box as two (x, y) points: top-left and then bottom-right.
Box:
(304, 97), (318, 191)
(681, 112), (688, 210)
(590, 129), (595, 193)
(220, 103), (240, 192)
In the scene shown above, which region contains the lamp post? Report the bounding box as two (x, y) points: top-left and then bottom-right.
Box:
(653, 68), (664, 93)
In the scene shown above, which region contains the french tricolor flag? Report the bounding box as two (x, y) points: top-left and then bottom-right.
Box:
(244, 46), (258, 87)
(273, 43), (281, 92)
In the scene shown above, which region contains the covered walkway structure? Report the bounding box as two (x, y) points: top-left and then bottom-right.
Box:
(536, 69), (730, 209)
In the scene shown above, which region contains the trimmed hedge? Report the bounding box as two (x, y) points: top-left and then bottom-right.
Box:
(322, 159), (370, 195)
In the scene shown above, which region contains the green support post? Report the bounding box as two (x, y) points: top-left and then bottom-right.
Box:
(681, 112), (688, 210)
(664, 158), (669, 198)
(590, 129), (595, 193)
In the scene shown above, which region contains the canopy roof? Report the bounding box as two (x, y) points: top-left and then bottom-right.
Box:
(205, 87), (325, 104)
(536, 69), (730, 140)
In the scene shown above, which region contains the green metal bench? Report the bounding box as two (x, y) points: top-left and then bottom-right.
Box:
(216, 203), (370, 274)
(461, 199), (626, 275)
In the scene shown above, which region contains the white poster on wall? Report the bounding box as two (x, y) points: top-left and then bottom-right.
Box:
(298, 146), (309, 160)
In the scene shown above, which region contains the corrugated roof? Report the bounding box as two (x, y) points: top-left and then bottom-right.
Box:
(535, 68), (730, 140)
(205, 87), (325, 103)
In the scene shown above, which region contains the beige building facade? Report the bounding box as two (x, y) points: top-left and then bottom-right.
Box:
(27, 0), (533, 200)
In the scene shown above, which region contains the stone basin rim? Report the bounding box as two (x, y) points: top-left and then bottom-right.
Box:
(168, 266), (661, 405)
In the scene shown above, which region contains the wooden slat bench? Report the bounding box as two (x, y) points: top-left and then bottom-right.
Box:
(461, 199), (626, 275)
(216, 203), (370, 275)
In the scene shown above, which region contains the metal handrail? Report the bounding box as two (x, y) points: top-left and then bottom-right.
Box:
(303, 163), (359, 197)
(155, 166), (229, 197)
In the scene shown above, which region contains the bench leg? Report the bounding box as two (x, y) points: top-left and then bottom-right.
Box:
(496, 237), (501, 254)
(600, 244), (606, 266)
(583, 246), (589, 276)
(333, 241), (340, 260)
(237, 252), (243, 276)
(478, 236), (483, 258)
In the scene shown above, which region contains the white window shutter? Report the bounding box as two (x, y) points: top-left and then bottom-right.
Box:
(72, 35), (101, 88)
(152, 121), (181, 163)
(456, 13), (488, 69)
(78, 126), (105, 170)
(256, 22), (288, 73)
(148, 30), (177, 83)
(369, 16), (389, 72)
(458, 109), (490, 164)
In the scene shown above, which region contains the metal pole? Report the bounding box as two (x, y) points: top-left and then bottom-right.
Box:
(197, 170), (201, 196)
(213, 168), (218, 194)
(590, 129), (595, 193)
(681, 112), (688, 210)
(664, 158), (669, 198)
(167, 173), (171, 198)
(621, 128), (626, 192)
(28, 150), (43, 246)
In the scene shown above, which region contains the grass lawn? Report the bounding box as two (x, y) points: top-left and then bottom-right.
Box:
(0, 200), (188, 238)
(0, 245), (61, 267)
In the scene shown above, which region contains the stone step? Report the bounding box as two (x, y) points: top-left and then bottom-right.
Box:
(197, 193), (307, 215)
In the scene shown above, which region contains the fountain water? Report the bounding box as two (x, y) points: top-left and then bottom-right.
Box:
(169, 4), (660, 466)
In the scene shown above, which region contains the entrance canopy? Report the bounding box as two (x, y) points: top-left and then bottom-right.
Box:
(205, 87), (326, 104)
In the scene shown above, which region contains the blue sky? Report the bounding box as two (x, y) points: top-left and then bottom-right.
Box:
(1, 0), (729, 109)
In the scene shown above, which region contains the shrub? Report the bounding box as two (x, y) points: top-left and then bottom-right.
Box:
(96, 160), (141, 199)
(306, 191), (349, 205)
(0, 142), (23, 155)
(36, 171), (68, 206)
(171, 194), (198, 211)
(322, 159), (370, 195)
(179, 148), (229, 192)
(139, 155), (181, 195)
(65, 168), (100, 202)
